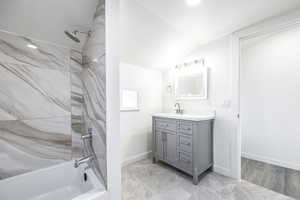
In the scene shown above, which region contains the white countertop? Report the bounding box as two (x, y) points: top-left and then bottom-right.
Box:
(152, 112), (215, 121)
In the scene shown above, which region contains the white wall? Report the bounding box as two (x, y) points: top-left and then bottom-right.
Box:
(106, 0), (121, 198)
(120, 63), (162, 165)
(241, 26), (300, 170)
(162, 36), (234, 176)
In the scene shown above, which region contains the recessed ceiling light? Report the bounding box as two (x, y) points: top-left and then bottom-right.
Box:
(27, 44), (38, 49)
(186, 0), (203, 7)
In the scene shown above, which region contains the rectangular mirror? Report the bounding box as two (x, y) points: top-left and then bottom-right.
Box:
(174, 66), (208, 100)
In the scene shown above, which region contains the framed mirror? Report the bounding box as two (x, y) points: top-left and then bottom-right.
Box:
(174, 66), (208, 100)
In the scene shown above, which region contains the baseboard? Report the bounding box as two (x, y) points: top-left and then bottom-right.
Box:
(213, 165), (231, 177)
(122, 151), (152, 167)
(242, 152), (300, 171)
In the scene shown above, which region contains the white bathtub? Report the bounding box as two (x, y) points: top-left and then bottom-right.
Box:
(0, 161), (108, 200)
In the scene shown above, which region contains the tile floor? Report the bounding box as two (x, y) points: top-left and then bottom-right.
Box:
(122, 159), (294, 200)
(242, 157), (300, 199)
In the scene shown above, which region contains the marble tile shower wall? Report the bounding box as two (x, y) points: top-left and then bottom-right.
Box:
(81, 0), (107, 185)
(0, 31), (84, 180)
(70, 49), (85, 159)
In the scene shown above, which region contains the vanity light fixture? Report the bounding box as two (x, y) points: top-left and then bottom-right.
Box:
(186, 0), (203, 7)
(27, 44), (38, 49)
(175, 59), (205, 69)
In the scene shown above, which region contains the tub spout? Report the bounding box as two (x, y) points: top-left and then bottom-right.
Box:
(74, 155), (94, 168)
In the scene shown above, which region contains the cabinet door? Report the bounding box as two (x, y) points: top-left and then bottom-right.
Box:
(165, 132), (178, 164)
(156, 131), (164, 160)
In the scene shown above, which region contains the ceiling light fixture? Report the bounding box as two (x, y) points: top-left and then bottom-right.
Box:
(27, 44), (38, 49)
(186, 0), (203, 7)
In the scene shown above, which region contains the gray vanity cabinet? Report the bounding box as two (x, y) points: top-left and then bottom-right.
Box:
(152, 117), (213, 185)
(155, 131), (164, 160)
(165, 132), (177, 164)
(155, 129), (178, 164)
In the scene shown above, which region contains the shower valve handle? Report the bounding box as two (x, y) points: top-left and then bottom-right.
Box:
(81, 134), (92, 140)
(81, 128), (93, 140)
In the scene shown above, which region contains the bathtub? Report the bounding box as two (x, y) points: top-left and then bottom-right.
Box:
(0, 161), (108, 200)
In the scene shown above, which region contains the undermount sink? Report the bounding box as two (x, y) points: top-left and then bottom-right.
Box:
(152, 112), (215, 121)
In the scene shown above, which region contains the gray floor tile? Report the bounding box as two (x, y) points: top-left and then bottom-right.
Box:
(242, 157), (300, 199)
(123, 159), (294, 200)
(285, 168), (300, 199)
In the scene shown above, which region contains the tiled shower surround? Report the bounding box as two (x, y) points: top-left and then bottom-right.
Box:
(0, 32), (73, 179)
(0, 0), (107, 184)
(82, 0), (107, 185)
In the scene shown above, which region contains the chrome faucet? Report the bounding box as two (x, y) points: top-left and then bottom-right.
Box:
(174, 103), (183, 114)
(74, 155), (94, 168)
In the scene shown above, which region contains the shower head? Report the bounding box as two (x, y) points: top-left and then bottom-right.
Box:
(65, 29), (92, 43)
(64, 31), (80, 43)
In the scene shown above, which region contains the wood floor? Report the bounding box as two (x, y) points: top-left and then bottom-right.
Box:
(242, 157), (300, 199)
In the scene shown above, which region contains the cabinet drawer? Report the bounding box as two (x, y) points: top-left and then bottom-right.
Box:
(178, 151), (192, 171)
(179, 122), (193, 135)
(155, 119), (177, 132)
(178, 135), (192, 153)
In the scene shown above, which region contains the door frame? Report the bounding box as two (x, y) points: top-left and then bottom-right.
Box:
(231, 12), (300, 180)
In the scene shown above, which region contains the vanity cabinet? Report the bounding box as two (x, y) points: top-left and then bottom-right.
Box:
(152, 116), (214, 185)
(156, 130), (178, 164)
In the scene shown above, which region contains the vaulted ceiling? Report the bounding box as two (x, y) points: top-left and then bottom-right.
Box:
(0, 0), (99, 50)
(121, 0), (300, 69)
(0, 0), (299, 67)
